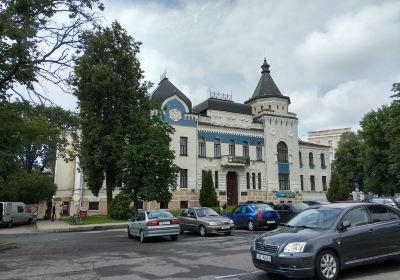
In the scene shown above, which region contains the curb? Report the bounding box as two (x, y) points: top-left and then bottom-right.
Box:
(36, 223), (127, 233)
(0, 241), (16, 252)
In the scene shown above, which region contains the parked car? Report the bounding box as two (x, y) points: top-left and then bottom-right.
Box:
(0, 202), (32, 227)
(251, 202), (400, 280)
(227, 202), (280, 231)
(127, 209), (180, 243)
(178, 207), (235, 237)
(274, 202), (310, 224)
(303, 200), (331, 206)
(368, 197), (399, 208)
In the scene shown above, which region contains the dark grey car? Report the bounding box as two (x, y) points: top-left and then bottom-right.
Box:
(251, 203), (400, 280)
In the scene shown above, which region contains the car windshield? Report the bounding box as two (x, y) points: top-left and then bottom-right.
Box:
(291, 203), (310, 211)
(252, 204), (273, 211)
(147, 210), (173, 219)
(195, 208), (219, 217)
(287, 208), (342, 230)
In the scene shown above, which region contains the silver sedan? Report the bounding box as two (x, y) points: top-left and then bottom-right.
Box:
(127, 210), (181, 243)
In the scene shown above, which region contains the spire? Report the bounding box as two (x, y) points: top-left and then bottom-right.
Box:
(261, 58), (270, 73)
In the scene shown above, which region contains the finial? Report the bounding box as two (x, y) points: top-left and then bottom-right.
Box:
(261, 58), (270, 73)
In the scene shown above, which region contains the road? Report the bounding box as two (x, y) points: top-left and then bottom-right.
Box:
(0, 226), (399, 280)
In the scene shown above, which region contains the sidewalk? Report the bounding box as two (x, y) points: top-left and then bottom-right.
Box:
(36, 220), (128, 233)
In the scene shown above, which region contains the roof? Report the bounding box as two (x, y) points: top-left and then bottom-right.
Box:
(245, 59), (290, 104)
(298, 139), (329, 148)
(193, 98), (252, 115)
(151, 77), (192, 112)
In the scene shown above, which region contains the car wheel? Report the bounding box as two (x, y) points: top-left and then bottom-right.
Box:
(199, 225), (207, 237)
(180, 226), (184, 234)
(224, 231), (231, 236)
(316, 250), (339, 280)
(140, 230), (146, 243)
(127, 227), (133, 239)
(7, 221), (12, 228)
(171, 235), (178, 241)
(247, 220), (255, 231)
(27, 218), (32, 225)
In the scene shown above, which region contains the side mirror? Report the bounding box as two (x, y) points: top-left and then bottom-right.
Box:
(339, 221), (351, 231)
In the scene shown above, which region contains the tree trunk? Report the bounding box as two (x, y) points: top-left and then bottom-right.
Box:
(105, 172), (113, 217)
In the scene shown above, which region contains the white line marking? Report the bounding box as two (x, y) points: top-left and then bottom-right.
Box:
(215, 271), (262, 279)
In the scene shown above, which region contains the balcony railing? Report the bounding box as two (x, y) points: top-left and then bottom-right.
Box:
(221, 155), (250, 166)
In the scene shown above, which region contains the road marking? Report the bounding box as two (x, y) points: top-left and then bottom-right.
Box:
(215, 271), (262, 279)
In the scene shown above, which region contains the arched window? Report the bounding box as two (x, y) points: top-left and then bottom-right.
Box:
(309, 152), (314, 168)
(198, 137), (206, 157)
(229, 140), (235, 156)
(242, 141), (249, 157)
(214, 138), (221, 158)
(277, 141), (288, 163)
(256, 142), (262, 161)
(321, 153), (326, 168)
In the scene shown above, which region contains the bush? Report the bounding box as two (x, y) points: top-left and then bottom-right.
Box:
(108, 192), (135, 220)
(199, 170), (218, 207)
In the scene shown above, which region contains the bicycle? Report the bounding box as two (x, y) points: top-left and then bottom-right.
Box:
(69, 214), (83, 225)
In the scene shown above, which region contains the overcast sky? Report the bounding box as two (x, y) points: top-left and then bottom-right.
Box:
(53, 0), (400, 139)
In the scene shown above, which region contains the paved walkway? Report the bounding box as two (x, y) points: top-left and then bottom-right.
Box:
(0, 224), (37, 235)
(36, 220), (127, 233)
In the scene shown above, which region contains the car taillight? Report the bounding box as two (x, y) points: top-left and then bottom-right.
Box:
(257, 212), (262, 220)
(146, 220), (158, 226)
(171, 219), (180, 224)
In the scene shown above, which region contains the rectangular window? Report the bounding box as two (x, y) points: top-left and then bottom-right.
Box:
(180, 137), (188, 156)
(310, 175), (315, 191)
(322, 176), (327, 191)
(180, 201), (188, 209)
(279, 174), (290, 190)
(252, 173), (256, 190)
(214, 141), (221, 158)
(17, 206), (24, 213)
(180, 169), (188, 188)
(88, 202), (99, 211)
(160, 201), (168, 209)
(299, 151), (303, 168)
(214, 171), (219, 189)
(246, 172), (250, 189)
(256, 145), (262, 161)
(198, 140), (206, 157)
(258, 173), (261, 190)
(243, 144), (249, 158)
(300, 175), (304, 191)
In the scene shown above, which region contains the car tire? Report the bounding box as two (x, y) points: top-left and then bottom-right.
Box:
(127, 227), (133, 239)
(247, 220), (255, 231)
(224, 231), (231, 236)
(27, 218), (32, 225)
(199, 225), (207, 237)
(171, 235), (178, 241)
(7, 221), (12, 228)
(316, 250), (339, 280)
(180, 226), (184, 234)
(140, 230), (146, 243)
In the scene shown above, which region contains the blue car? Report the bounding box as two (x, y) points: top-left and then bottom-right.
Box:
(227, 202), (280, 231)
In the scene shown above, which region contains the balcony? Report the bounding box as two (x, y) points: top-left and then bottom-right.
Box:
(221, 155), (250, 166)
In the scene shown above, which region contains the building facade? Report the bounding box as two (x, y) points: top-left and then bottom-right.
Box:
(51, 59), (330, 217)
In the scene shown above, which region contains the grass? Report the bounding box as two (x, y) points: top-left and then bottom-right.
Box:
(62, 215), (126, 225)
(0, 240), (10, 246)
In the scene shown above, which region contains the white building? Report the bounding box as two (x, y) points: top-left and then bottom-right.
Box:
(51, 59), (330, 216)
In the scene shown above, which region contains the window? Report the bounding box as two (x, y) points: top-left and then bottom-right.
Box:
(160, 201), (168, 209)
(321, 153), (326, 168)
(88, 202), (99, 211)
(256, 142), (262, 161)
(229, 140), (235, 156)
(277, 141), (288, 163)
(367, 205), (391, 223)
(198, 137), (206, 157)
(322, 176), (327, 191)
(252, 173), (256, 190)
(388, 208), (400, 219)
(310, 175), (315, 191)
(328, 140), (332, 147)
(258, 173), (261, 190)
(180, 169), (188, 188)
(214, 171), (219, 189)
(180, 201), (188, 209)
(214, 138), (221, 158)
(300, 175), (304, 191)
(241, 206), (248, 214)
(269, 105), (271, 109)
(246, 172), (250, 189)
(279, 174), (290, 190)
(309, 152), (314, 168)
(299, 151), (303, 167)
(17, 206), (24, 213)
(180, 137), (188, 156)
(342, 207), (369, 228)
(242, 141), (249, 157)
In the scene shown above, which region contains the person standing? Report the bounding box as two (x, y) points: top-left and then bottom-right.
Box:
(51, 205), (56, 221)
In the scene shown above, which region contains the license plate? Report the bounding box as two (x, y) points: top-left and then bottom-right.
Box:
(256, 253), (271, 262)
(267, 220), (275, 224)
(221, 225), (230, 229)
(159, 221), (170, 225)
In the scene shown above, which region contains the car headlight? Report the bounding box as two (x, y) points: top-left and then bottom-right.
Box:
(209, 222), (217, 226)
(283, 242), (306, 253)
(228, 219), (234, 224)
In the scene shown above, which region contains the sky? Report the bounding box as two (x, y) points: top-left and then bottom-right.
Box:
(51, 0), (400, 139)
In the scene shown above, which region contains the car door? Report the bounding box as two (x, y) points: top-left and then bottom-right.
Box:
(339, 206), (377, 264)
(228, 206), (241, 226)
(133, 212), (144, 236)
(239, 205), (250, 226)
(186, 209), (198, 232)
(179, 209), (189, 231)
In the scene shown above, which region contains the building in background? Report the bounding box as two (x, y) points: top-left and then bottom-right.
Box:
(51, 59), (331, 216)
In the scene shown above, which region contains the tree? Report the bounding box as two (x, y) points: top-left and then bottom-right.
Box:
(326, 169), (348, 202)
(0, 0), (104, 101)
(387, 83), (400, 191)
(108, 192), (135, 220)
(199, 170), (218, 207)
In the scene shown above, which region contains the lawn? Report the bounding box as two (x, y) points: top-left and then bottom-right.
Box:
(0, 240), (10, 245)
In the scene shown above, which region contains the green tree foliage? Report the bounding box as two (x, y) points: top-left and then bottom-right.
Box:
(333, 132), (364, 192)
(387, 83), (400, 191)
(0, 0), (104, 100)
(326, 169), (349, 202)
(199, 170), (218, 207)
(108, 192), (135, 220)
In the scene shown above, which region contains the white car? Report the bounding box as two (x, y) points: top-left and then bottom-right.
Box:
(0, 202), (33, 227)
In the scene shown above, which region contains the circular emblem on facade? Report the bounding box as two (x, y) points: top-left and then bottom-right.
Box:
(270, 127), (276, 136)
(169, 108), (182, 122)
(288, 130), (294, 137)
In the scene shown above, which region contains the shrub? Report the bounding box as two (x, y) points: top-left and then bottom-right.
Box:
(199, 170), (218, 207)
(108, 192), (135, 220)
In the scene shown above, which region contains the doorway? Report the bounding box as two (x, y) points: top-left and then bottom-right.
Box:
(226, 172), (238, 205)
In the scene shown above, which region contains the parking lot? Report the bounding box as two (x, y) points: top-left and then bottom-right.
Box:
(0, 227), (399, 280)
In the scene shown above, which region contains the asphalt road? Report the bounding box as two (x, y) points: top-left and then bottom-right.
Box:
(0, 226), (399, 280)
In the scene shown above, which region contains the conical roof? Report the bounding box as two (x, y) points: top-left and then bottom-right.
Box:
(245, 59), (290, 104)
(151, 77), (192, 111)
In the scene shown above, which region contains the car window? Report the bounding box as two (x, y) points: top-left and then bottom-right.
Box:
(367, 205), (391, 223)
(283, 205), (291, 211)
(372, 198), (384, 204)
(147, 210), (173, 219)
(287, 208), (342, 229)
(388, 208), (400, 220)
(17, 206), (24, 213)
(188, 209), (196, 217)
(137, 212), (145, 221)
(292, 203), (309, 211)
(232, 206), (240, 213)
(181, 209), (188, 217)
(252, 204), (273, 211)
(195, 208), (219, 217)
(342, 207), (369, 228)
(241, 206), (247, 214)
